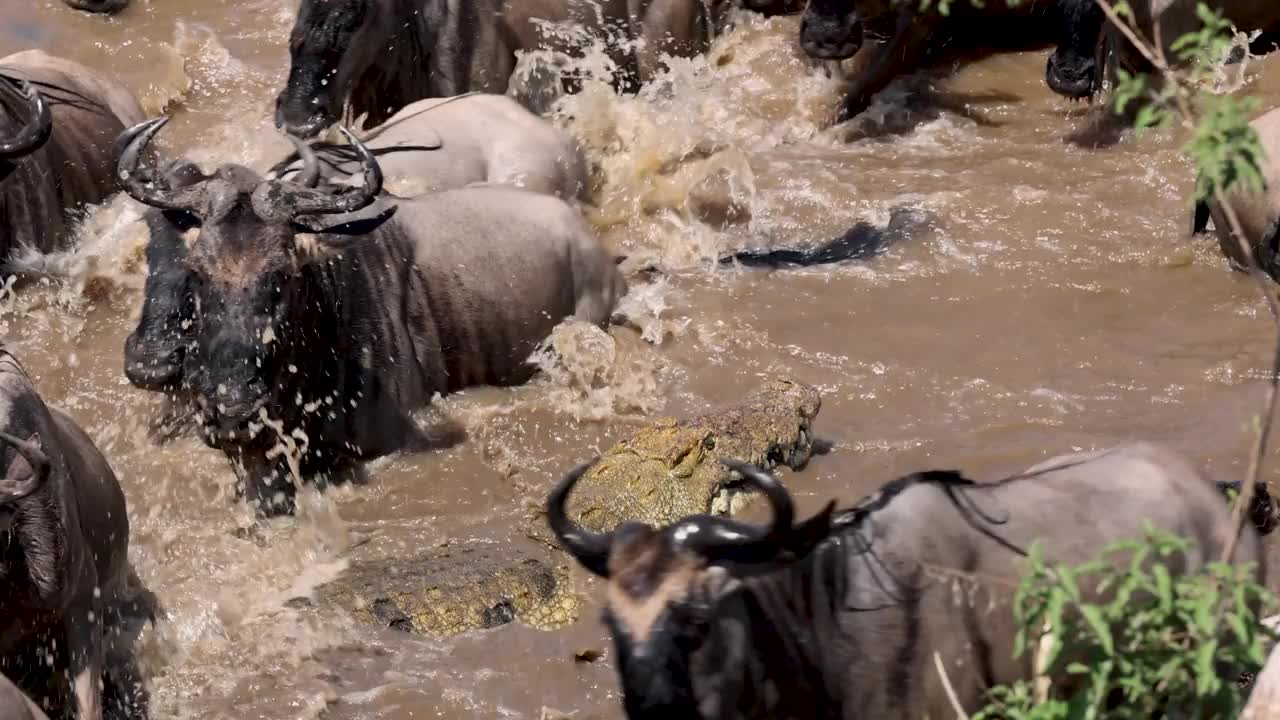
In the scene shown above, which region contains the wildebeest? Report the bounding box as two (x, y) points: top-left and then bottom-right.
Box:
(1045, 0), (1106, 100)
(274, 0), (515, 138)
(124, 94), (592, 445)
(0, 50), (146, 261)
(0, 79), (51, 181)
(274, 0), (784, 137)
(1192, 106), (1280, 279)
(549, 442), (1268, 717)
(0, 673), (48, 720)
(115, 117), (626, 515)
(272, 94), (591, 202)
(0, 349), (152, 720)
(799, 0), (1066, 121)
(119, 158), (209, 446)
(1049, 0), (1280, 106)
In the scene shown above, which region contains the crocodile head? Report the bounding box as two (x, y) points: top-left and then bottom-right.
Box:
(306, 545), (582, 636)
(530, 378), (821, 545)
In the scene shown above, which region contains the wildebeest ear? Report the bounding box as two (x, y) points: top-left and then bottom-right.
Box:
(290, 201), (397, 241)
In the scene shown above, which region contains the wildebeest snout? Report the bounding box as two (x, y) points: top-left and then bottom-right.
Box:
(1045, 50), (1098, 100)
(800, 3), (864, 60)
(123, 330), (186, 391)
(199, 337), (270, 432)
(274, 93), (333, 140)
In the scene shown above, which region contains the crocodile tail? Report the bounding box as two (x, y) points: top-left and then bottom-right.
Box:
(721, 205), (932, 269)
(1192, 199), (1211, 236)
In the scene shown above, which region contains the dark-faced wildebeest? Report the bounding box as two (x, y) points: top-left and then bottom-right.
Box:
(273, 0), (785, 137)
(0, 349), (156, 720)
(274, 0), (516, 138)
(0, 50), (146, 261)
(549, 441), (1269, 718)
(1192, 106), (1280, 280)
(115, 117), (626, 516)
(123, 93), (593, 445)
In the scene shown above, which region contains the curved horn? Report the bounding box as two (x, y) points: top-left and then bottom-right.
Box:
(0, 79), (52, 159)
(286, 134), (321, 188)
(667, 460), (795, 562)
(256, 126), (382, 221)
(546, 459), (612, 578)
(0, 431), (49, 505)
(114, 117), (204, 212)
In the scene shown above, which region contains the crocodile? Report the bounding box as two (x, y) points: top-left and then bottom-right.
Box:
(529, 378), (822, 546)
(302, 544), (582, 637)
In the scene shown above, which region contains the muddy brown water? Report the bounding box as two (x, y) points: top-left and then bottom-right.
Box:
(5, 1), (1280, 717)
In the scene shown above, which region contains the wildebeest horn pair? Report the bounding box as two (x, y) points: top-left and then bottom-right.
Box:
(548, 458), (796, 577)
(0, 78), (52, 159)
(0, 430), (50, 505)
(114, 116), (383, 219)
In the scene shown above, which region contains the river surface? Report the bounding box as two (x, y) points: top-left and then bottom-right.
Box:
(4, 0), (1280, 718)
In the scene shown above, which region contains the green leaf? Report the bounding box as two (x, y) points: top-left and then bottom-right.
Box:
(1153, 565), (1173, 612)
(1080, 606), (1114, 657)
(1194, 640), (1221, 696)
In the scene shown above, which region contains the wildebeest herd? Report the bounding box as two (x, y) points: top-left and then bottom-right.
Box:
(6, 0), (1280, 717)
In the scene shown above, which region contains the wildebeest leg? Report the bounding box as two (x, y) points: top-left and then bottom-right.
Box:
(67, 595), (105, 720)
(837, 9), (939, 123)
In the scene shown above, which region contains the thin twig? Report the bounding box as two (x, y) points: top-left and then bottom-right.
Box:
(934, 651), (971, 720)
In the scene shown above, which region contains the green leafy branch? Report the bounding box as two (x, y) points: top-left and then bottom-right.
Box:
(974, 527), (1278, 719)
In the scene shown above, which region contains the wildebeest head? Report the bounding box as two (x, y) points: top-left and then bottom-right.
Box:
(62, 0), (129, 13)
(114, 116), (385, 447)
(549, 458), (834, 717)
(275, 0), (383, 139)
(1045, 0), (1105, 100)
(0, 430), (50, 534)
(123, 159), (209, 393)
(799, 0), (869, 60)
(0, 78), (52, 182)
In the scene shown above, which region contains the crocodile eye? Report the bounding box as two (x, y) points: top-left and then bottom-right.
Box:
(702, 436), (716, 450)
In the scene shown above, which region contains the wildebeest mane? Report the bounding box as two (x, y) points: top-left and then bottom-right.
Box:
(345, 0), (435, 130)
(797, 467), (1031, 615)
(267, 216), (431, 462)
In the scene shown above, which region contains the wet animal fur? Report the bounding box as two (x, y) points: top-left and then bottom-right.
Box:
(0, 51), (145, 262)
(592, 443), (1267, 718)
(0, 349), (155, 720)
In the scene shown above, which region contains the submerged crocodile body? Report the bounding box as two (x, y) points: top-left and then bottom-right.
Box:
(531, 378), (821, 544)
(306, 545), (581, 637)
